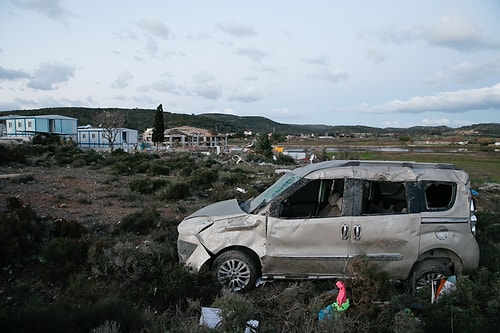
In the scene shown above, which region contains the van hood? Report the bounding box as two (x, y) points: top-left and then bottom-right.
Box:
(185, 199), (245, 219)
(178, 199), (246, 236)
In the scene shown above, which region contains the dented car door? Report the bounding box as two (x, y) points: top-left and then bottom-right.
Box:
(263, 214), (351, 277)
(262, 178), (351, 277)
(345, 178), (420, 279)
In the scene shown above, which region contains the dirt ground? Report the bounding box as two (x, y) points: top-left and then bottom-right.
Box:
(0, 165), (178, 226)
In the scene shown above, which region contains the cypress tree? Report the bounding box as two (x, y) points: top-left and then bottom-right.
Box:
(152, 104), (165, 148)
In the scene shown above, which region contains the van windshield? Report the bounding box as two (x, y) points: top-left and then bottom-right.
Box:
(244, 172), (302, 213)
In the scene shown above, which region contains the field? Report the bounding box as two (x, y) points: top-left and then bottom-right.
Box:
(0, 141), (499, 332)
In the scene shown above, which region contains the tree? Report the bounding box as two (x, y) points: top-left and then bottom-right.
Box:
(152, 104), (165, 149)
(95, 111), (125, 151)
(255, 132), (273, 159)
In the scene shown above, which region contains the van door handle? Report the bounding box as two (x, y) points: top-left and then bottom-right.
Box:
(353, 224), (361, 241)
(341, 224), (350, 240)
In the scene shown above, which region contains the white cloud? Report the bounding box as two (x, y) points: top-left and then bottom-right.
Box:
(426, 14), (498, 51)
(308, 69), (348, 83)
(356, 83), (500, 114)
(0, 66), (30, 80)
(227, 86), (262, 103)
(360, 14), (500, 52)
(27, 62), (75, 90)
(189, 72), (222, 100)
(421, 118), (450, 126)
(13, 0), (72, 25)
(301, 55), (330, 65)
(235, 47), (267, 62)
(111, 71), (133, 88)
(366, 48), (387, 65)
(216, 21), (256, 37)
(136, 19), (170, 39)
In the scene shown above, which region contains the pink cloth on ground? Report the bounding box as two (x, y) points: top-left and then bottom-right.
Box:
(336, 280), (347, 306)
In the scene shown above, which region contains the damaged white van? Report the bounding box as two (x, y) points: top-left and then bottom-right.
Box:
(177, 160), (479, 291)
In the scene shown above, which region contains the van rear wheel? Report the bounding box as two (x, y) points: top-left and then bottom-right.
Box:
(410, 260), (452, 296)
(212, 250), (258, 292)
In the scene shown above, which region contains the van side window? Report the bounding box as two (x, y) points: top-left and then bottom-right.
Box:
(425, 182), (455, 210)
(279, 179), (346, 218)
(362, 181), (407, 214)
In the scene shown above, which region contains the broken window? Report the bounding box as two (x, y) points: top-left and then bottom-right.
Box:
(278, 178), (346, 218)
(362, 181), (408, 214)
(425, 182), (455, 210)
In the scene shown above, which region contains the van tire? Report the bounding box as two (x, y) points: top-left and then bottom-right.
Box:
(212, 250), (259, 292)
(410, 260), (452, 293)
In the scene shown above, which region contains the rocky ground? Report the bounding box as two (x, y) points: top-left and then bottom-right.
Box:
(0, 164), (179, 226)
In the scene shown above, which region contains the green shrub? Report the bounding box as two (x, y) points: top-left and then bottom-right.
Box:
(213, 289), (255, 332)
(189, 168), (219, 191)
(157, 182), (190, 201)
(9, 297), (144, 333)
(53, 219), (85, 238)
(275, 153), (297, 165)
(42, 238), (89, 276)
(118, 206), (163, 234)
(0, 197), (48, 265)
(0, 144), (28, 164)
(476, 211), (500, 272)
(9, 174), (35, 184)
(149, 162), (170, 175)
(129, 178), (169, 194)
(421, 269), (500, 332)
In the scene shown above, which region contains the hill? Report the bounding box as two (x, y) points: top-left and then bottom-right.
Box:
(1, 107), (499, 138)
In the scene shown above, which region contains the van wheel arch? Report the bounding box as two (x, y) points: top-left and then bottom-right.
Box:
(416, 248), (464, 276)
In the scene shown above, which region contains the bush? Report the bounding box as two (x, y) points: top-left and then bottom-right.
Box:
(476, 211), (500, 272)
(53, 219), (84, 238)
(213, 289), (255, 332)
(0, 144), (28, 165)
(129, 178), (169, 194)
(118, 206), (163, 234)
(7, 297), (144, 333)
(0, 197), (48, 265)
(157, 182), (190, 201)
(42, 238), (89, 277)
(149, 162), (170, 175)
(275, 153), (297, 165)
(421, 268), (500, 332)
(189, 168), (219, 191)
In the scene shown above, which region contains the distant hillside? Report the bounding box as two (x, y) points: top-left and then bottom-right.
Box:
(1, 107), (499, 138)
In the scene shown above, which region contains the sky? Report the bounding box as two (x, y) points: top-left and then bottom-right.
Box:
(1, 0), (500, 128)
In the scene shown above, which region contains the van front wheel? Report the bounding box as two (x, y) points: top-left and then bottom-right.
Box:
(212, 250), (258, 292)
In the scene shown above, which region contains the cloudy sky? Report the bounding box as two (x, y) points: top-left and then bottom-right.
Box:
(1, 0), (500, 128)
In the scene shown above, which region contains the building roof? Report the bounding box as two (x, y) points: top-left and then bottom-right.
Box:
(0, 114), (77, 121)
(166, 126), (213, 136)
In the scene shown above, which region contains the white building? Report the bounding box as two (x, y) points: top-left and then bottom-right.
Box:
(165, 126), (226, 153)
(0, 114), (78, 141)
(78, 125), (138, 151)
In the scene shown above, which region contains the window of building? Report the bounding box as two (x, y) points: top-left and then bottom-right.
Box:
(92, 133), (96, 139)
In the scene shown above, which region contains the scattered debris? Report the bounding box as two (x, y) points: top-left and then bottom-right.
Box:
(200, 307), (221, 329)
(432, 275), (456, 303)
(199, 306), (259, 332)
(318, 280), (350, 321)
